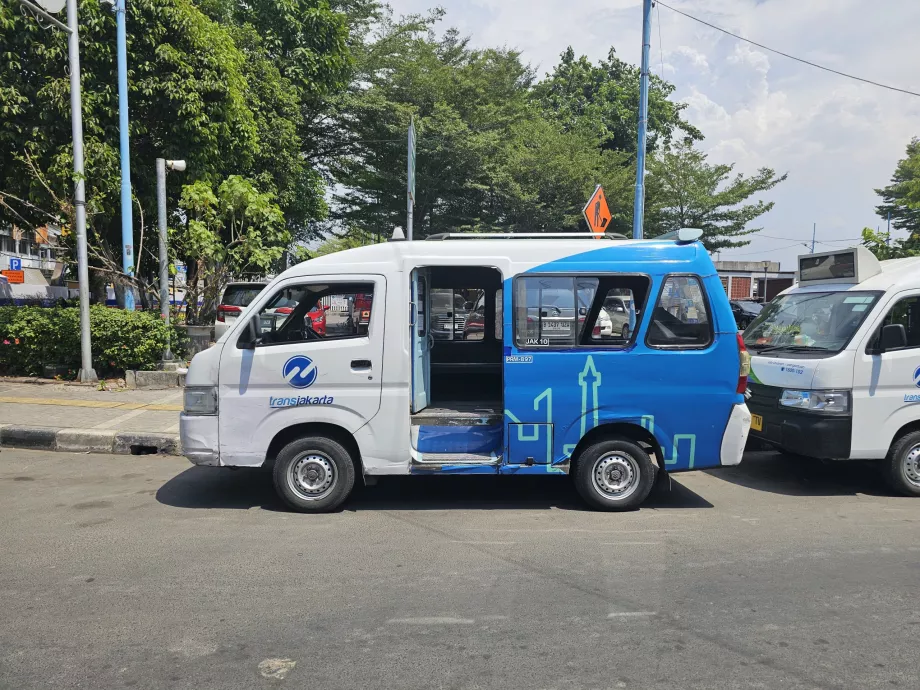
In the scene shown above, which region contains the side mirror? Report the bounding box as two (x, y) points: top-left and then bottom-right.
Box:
(323, 304), (331, 311)
(879, 323), (907, 352)
(578, 307), (588, 316)
(464, 302), (473, 310)
(236, 318), (258, 350)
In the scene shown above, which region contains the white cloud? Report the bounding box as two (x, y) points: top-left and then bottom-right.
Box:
(388, 0), (920, 268)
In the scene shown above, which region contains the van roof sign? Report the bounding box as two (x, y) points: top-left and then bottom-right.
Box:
(797, 246), (881, 285)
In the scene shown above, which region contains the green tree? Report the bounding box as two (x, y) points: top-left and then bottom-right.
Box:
(875, 138), (920, 238)
(533, 47), (702, 155)
(0, 0), (349, 298)
(860, 227), (920, 260)
(174, 176), (288, 324)
(644, 141), (787, 251)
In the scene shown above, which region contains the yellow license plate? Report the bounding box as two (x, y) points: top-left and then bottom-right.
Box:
(751, 414), (763, 432)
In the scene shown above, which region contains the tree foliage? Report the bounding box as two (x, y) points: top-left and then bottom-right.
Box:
(875, 138), (920, 239)
(860, 227), (920, 260)
(644, 142), (787, 251)
(174, 176), (288, 324)
(0, 0), (349, 292)
(533, 47), (702, 155)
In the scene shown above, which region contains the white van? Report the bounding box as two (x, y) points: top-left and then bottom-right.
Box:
(181, 232), (751, 512)
(743, 246), (920, 495)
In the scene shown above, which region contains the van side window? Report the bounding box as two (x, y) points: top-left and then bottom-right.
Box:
(585, 288), (638, 343)
(514, 277), (598, 348)
(876, 295), (920, 350)
(252, 282), (375, 346)
(646, 276), (712, 348)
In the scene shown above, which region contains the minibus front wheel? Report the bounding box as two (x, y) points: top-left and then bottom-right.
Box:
(882, 430), (920, 498)
(273, 435), (357, 512)
(573, 438), (657, 511)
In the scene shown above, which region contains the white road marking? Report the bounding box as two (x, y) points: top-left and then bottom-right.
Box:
(599, 542), (662, 546)
(258, 658), (297, 680)
(92, 392), (183, 430)
(450, 540), (518, 545)
(607, 611), (657, 618)
(387, 617), (475, 625)
(460, 528), (684, 534)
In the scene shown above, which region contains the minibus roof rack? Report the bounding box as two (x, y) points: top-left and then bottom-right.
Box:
(425, 232), (629, 241)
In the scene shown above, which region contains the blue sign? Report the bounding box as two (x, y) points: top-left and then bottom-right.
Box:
(9, 257), (21, 271)
(283, 355), (318, 389)
(913, 365), (920, 388)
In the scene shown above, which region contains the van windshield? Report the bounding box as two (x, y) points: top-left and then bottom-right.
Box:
(744, 290), (882, 354)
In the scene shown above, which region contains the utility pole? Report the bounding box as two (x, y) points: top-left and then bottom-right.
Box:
(810, 222), (816, 254)
(407, 116), (416, 241)
(632, 0), (653, 240)
(157, 159), (185, 365)
(114, 0), (135, 309)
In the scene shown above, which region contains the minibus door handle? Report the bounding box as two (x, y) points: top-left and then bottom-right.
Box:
(351, 359), (372, 371)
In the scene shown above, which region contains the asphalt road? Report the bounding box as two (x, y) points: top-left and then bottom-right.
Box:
(1, 448), (918, 690)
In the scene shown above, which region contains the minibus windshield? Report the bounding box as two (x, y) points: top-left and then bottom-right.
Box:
(744, 290), (882, 354)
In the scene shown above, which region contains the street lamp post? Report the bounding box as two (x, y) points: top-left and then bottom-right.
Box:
(19, 0), (98, 382)
(762, 261), (770, 304)
(156, 158), (185, 364)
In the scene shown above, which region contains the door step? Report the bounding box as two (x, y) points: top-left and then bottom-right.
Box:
(411, 401), (503, 426)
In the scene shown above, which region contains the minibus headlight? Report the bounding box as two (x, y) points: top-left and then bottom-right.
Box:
(779, 389), (850, 415)
(184, 386), (218, 415)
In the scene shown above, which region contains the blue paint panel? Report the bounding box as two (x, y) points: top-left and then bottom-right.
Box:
(410, 465), (499, 475)
(501, 241), (741, 474)
(507, 423), (553, 464)
(414, 425), (503, 454)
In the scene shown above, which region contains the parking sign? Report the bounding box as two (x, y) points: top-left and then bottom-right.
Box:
(9, 257), (21, 271)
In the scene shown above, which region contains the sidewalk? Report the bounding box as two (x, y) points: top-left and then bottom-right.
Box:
(0, 379), (183, 456)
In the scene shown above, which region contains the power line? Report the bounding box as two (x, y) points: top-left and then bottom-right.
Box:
(728, 242), (809, 257)
(656, 1), (920, 98)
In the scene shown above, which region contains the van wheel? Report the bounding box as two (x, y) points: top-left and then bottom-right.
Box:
(621, 324), (630, 339)
(573, 439), (656, 511)
(882, 431), (920, 497)
(273, 435), (356, 512)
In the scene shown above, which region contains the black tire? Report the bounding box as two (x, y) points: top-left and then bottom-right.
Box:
(573, 438), (657, 511)
(621, 324), (630, 339)
(882, 430), (920, 497)
(273, 435), (356, 512)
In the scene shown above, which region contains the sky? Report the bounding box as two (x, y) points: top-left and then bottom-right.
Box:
(386, 0), (920, 270)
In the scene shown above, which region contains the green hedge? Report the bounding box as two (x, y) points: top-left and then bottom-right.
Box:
(0, 306), (187, 378)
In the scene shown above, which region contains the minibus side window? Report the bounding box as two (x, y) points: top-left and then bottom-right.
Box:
(646, 275), (712, 349)
(872, 296), (920, 351)
(513, 276), (598, 348)
(247, 282), (376, 346)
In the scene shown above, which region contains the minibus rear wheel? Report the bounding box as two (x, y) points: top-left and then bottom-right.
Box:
(882, 430), (920, 497)
(273, 435), (356, 512)
(573, 438), (656, 511)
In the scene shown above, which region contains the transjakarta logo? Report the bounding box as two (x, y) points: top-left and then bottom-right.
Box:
(283, 355), (318, 389)
(270, 394), (334, 408)
(914, 365), (920, 388)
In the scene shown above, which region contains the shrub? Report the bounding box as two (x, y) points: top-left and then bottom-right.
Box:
(0, 306), (175, 378)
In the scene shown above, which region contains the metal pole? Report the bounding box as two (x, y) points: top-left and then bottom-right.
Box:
(811, 222), (816, 253)
(156, 158), (171, 361)
(67, 0), (97, 383)
(115, 0), (135, 310)
(632, 0), (653, 240)
(407, 117), (415, 241)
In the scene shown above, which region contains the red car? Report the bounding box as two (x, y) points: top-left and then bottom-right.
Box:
(273, 302), (329, 336)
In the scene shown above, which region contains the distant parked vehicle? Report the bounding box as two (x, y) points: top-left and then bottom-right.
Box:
(730, 300), (763, 330)
(215, 282), (266, 339)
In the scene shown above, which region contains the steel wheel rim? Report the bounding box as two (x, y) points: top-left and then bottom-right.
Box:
(591, 451), (640, 500)
(621, 325), (630, 338)
(287, 452), (336, 501)
(904, 444), (920, 488)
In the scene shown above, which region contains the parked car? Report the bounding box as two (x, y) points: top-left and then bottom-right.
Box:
(730, 300), (763, 330)
(431, 290), (471, 340)
(597, 296), (631, 338)
(215, 282), (266, 339)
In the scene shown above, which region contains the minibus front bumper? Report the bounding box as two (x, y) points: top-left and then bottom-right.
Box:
(180, 414), (220, 466)
(746, 383), (852, 459)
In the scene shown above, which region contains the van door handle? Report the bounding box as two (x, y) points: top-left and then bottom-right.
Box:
(351, 359), (372, 371)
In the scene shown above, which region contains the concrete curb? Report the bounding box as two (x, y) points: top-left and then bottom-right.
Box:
(0, 425), (182, 457)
